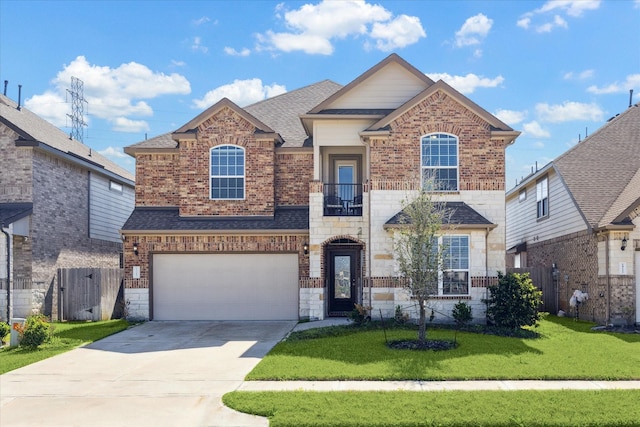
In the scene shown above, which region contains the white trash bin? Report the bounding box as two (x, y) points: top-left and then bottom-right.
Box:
(10, 318), (25, 347)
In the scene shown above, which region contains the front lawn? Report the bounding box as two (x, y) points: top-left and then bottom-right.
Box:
(247, 316), (640, 380)
(0, 319), (130, 374)
(223, 390), (640, 427)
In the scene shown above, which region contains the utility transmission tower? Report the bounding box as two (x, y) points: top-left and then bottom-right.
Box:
(66, 76), (87, 142)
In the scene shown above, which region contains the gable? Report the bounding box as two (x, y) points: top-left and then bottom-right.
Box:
(310, 54), (433, 112)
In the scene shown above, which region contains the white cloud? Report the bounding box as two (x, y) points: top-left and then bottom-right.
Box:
(533, 141), (546, 148)
(193, 78), (287, 109)
(224, 47), (251, 57)
(192, 16), (210, 26)
(112, 117), (150, 133)
(537, 0), (601, 17)
(257, 0), (425, 54)
(427, 72), (504, 94)
(455, 13), (493, 47)
(191, 36), (208, 53)
(518, 0), (600, 32)
(536, 15), (567, 33)
(636, 0), (640, 8)
(370, 15), (426, 51)
(564, 69), (594, 80)
(535, 101), (604, 123)
(495, 109), (527, 125)
(98, 146), (129, 159)
(171, 60), (186, 67)
(587, 74), (640, 95)
(24, 56), (190, 132)
(523, 121), (551, 138)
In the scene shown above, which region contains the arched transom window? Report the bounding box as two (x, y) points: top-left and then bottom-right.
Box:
(210, 145), (245, 199)
(421, 133), (459, 191)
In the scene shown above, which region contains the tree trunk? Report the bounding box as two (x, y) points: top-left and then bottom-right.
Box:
(418, 298), (426, 342)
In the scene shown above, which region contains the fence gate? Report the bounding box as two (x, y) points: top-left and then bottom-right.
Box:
(507, 267), (556, 314)
(58, 268), (123, 321)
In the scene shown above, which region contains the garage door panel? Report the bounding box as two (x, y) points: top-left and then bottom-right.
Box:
(153, 253), (298, 320)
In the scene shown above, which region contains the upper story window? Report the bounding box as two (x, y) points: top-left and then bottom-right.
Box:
(519, 189), (526, 202)
(536, 176), (549, 219)
(210, 145), (245, 200)
(421, 133), (458, 191)
(109, 180), (123, 193)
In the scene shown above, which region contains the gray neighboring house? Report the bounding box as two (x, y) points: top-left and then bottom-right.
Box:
(506, 103), (640, 325)
(0, 93), (135, 321)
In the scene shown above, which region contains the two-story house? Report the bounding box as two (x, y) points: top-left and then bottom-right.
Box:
(122, 54), (519, 321)
(1, 92), (135, 321)
(506, 103), (640, 325)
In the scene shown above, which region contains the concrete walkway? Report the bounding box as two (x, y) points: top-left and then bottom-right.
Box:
(239, 379), (640, 392)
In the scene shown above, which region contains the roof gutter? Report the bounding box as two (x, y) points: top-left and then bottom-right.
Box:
(120, 229), (310, 236)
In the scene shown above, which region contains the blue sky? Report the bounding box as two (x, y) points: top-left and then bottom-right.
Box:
(1, 0), (638, 188)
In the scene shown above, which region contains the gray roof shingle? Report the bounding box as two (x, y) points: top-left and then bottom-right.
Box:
(554, 104), (640, 228)
(0, 94), (134, 181)
(385, 201), (495, 228)
(122, 206), (309, 231)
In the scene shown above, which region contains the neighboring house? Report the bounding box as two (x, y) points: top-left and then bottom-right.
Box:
(0, 93), (135, 321)
(506, 103), (640, 325)
(122, 54), (519, 321)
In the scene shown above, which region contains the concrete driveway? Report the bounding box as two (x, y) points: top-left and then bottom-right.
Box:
(0, 321), (296, 427)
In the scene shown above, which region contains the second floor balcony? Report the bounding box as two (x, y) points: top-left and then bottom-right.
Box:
(323, 183), (363, 216)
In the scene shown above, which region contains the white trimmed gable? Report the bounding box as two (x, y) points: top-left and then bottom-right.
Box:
(327, 61), (430, 109)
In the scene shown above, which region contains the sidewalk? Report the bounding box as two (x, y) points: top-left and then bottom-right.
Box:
(238, 379), (640, 392)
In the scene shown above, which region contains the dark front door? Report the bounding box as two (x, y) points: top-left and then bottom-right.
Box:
(328, 249), (357, 314)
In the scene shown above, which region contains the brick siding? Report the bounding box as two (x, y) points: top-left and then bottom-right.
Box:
(177, 107), (276, 216)
(275, 150), (313, 206)
(134, 153), (180, 206)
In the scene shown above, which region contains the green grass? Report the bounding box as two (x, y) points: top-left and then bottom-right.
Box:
(247, 316), (640, 380)
(0, 319), (130, 374)
(223, 390), (640, 426)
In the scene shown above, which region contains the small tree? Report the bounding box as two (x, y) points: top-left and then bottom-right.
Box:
(394, 189), (450, 343)
(485, 272), (543, 329)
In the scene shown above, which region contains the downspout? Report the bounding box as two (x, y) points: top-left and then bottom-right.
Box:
(2, 225), (10, 322)
(605, 233), (611, 323)
(368, 180), (372, 312)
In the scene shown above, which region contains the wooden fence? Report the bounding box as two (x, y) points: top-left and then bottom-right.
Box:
(58, 268), (123, 321)
(507, 267), (556, 314)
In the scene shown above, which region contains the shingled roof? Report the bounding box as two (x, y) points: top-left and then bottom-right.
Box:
(554, 103), (640, 228)
(244, 80), (342, 147)
(122, 206), (309, 232)
(0, 94), (134, 182)
(0, 202), (33, 226)
(124, 80), (342, 153)
(384, 201), (496, 229)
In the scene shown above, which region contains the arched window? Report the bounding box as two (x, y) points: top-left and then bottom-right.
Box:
(210, 145), (245, 199)
(421, 133), (459, 191)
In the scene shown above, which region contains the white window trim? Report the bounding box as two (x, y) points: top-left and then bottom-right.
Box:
(210, 144), (246, 200)
(434, 234), (470, 296)
(536, 176), (549, 219)
(421, 132), (459, 192)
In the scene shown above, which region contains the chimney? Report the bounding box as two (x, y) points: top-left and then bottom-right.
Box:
(17, 84), (22, 111)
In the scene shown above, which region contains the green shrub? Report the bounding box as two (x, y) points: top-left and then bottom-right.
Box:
(394, 305), (410, 325)
(452, 301), (473, 328)
(348, 304), (371, 326)
(19, 314), (53, 349)
(0, 321), (10, 344)
(485, 272), (543, 330)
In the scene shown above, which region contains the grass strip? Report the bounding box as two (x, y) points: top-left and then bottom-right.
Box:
(0, 319), (130, 374)
(224, 389), (640, 426)
(247, 317), (640, 381)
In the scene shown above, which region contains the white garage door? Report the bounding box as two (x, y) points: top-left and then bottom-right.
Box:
(152, 253), (299, 320)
